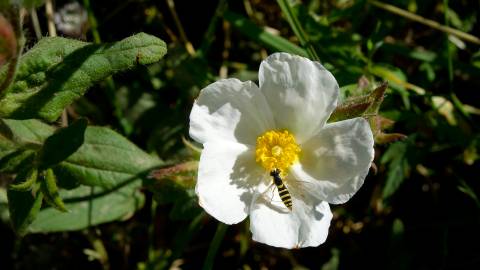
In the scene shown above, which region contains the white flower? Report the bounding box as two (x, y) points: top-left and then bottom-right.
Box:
(189, 52), (374, 248)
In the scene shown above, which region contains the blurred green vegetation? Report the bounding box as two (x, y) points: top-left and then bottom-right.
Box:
(1, 0), (480, 269)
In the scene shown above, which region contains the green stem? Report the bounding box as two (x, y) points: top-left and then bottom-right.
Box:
(202, 222), (227, 270)
(29, 9), (42, 39)
(197, 0), (228, 58)
(166, 0), (195, 55)
(442, 0), (470, 120)
(369, 0), (480, 45)
(171, 212), (206, 262)
(83, 0), (101, 43)
(276, 0), (319, 61)
(443, 0), (454, 87)
(148, 198), (157, 259)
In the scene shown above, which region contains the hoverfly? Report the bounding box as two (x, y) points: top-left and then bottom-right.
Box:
(270, 168), (293, 211)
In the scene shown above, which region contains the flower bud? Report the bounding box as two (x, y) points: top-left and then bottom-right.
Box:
(0, 13), (17, 67)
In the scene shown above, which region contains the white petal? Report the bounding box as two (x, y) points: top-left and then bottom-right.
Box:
(189, 78), (274, 146)
(292, 118), (374, 204)
(259, 53), (339, 143)
(249, 192), (332, 248)
(196, 140), (264, 224)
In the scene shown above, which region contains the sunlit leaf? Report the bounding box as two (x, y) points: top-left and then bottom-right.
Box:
(29, 181), (144, 232)
(0, 33), (167, 121)
(57, 126), (160, 188)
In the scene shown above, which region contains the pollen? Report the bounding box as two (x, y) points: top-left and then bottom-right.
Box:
(255, 130), (301, 176)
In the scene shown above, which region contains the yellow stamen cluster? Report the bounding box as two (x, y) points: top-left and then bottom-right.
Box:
(255, 130), (301, 176)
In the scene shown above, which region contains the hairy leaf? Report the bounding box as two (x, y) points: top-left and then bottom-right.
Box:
(0, 119), (53, 172)
(29, 181), (144, 232)
(329, 83), (387, 122)
(0, 33), (167, 121)
(37, 118), (87, 169)
(9, 167), (37, 191)
(56, 126), (160, 188)
(0, 149), (35, 173)
(0, 119), (54, 147)
(1, 119), (160, 233)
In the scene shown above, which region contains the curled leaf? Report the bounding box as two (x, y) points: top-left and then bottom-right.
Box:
(40, 168), (67, 212)
(329, 82), (388, 122)
(9, 167), (38, 191)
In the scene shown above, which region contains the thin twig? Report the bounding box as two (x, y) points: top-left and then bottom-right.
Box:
(45, 0), (57, 37)
(219, 20), (231, 78)
(197, 0), (228, 58)
(369, 0), (480, 45)
(166, 0), (195, 55)
(30, 8), (42, 39)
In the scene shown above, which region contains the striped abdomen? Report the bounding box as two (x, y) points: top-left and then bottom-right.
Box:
(270, 169), (293, 211)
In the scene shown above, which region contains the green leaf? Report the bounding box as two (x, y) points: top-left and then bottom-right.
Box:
(29, 181), (144, 232)
(224, 11), (307, 57)
(322, 248), (340, 270)
(457, 178), (480, 209)
(0, 119), (54, 147)
(0, 119), (53, 173)
(0, 33), (167, 121)
(1, 119), (159, 233)
(37, 118), (87, 169)
(56, 126), (160, 188)
(276, 0), (319, 60)
(7, 176), (43, 236)
(0, 149), (35, 173)
(381, 140), (411, 200)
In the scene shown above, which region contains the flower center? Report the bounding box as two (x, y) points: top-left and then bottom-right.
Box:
(255, 130), (301, 176)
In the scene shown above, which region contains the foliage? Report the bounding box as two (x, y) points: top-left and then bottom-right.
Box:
(1, 0), (479, 269)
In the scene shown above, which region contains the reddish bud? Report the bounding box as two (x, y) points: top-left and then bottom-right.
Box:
(0, 14), (17, 67)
